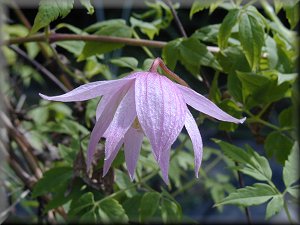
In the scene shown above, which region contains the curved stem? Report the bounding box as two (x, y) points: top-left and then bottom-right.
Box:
(150, 58), (189, 87)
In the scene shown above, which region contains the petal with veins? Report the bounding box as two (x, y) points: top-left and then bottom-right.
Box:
(158, 146), (171, 184)
(185, 110), (203, 178)
(86, 88), (129, 171)
(124, 127), (144, 180)
(135, 72), (186, 162)
(104, 84), (137, 160)
(177, 85), (246, 124)
(103, 138), (124, 176)
(39, 77), (135, 102)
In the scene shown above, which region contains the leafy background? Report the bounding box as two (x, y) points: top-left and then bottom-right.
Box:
(0, 0), (299, 224)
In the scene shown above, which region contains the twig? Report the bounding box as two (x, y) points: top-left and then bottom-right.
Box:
(2, 33), (221, 53)
(1, 112), (43, 179)
(164, 0), (187, 37)
(9, 45), (69, 92)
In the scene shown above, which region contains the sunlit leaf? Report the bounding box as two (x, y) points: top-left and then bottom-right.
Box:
(215, 183), (277, 206)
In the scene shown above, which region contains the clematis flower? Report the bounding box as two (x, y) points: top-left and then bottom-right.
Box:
(40, 58), (245, 184)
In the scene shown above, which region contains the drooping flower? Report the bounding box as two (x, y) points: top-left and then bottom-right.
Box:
(40, 58), (245, 184)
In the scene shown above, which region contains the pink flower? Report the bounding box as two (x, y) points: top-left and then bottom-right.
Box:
(40, 58), (245, 184)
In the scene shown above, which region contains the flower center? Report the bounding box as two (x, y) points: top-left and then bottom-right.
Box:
(132, 117), (143, 132)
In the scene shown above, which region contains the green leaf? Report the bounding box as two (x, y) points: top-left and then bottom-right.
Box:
(162, 39), (181, 70)
(265, 195), (284, 220)
(238, 11), (265, 70)
(115, 169), (137, 197)
(284, 3), (299, 29)
(283, 142), (299, 187)
(99, 198), (128, 223)
(215, 183), (277, 206)
(110, 57), (138, 70)
(31, 0), (74, 33)
(28, 106), (49, 125)
(45, 178), (83, 211)
(279, 107), (294, 128)
(178, 37), (221, 76)
(209, 72), (221, 103)
(122, 195), (142, 222)
(190, 0), (221, 18)
(79, 20), (132, 60)
(32, 166), (73, 197)
(236, 71), (290, 108)
(214, 140), (272, 181)
(79, 0), (94, 15)
(217, 47), (250, 102)
(43, 119), (89, 137)
(287, 186), (299, 198)
(218, 9), (239, 49)
(69, 192), (95, 217)
(161, 198), (181, 223)
(217, 99), (243, 132)
(139, 192), (161, 222)
(265, 36), (279, 69)
(130, 17), (158, 39)
(265, 131), (294, 165)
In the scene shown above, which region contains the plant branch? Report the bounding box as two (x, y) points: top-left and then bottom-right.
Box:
(9, 45), (69, 92)
(164, 0), (187, 37)
(2, 32), (221, 53)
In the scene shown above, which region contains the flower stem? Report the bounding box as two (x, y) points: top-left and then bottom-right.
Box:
(150, 58), (189, 87)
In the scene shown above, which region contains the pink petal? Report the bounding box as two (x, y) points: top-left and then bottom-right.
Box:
(184, 110), (203, 178)
(86, 87), (129, 171)
(177, 85), (246, 124)
(158, 146), (171, 184)
(135, 72), (186, 162)
(103, 138), (124, 176)
(104, 85), (137, 160)
(96, 73), (142, 120)
(124, 127), (144, 181)
(39, 77), (135, 102)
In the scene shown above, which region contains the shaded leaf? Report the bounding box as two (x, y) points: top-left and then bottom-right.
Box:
(79, 0), (94, 15)
(110, 57), (138, 70)
(162, 39), (181, 70)
(79, 20), (132, 60)
(218, 9), (239, 49)
(265, 131), (293, 165)
(161, 198), (182, 223)
(115, 169), (137, 197)
(238, 10), (264, 70)
(31, 0), (74, 33)
(32, 166), (73, 197)
(99, 198), (129, 223)
(139, 192), (161, 222)
(283, 142), (299, 187)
